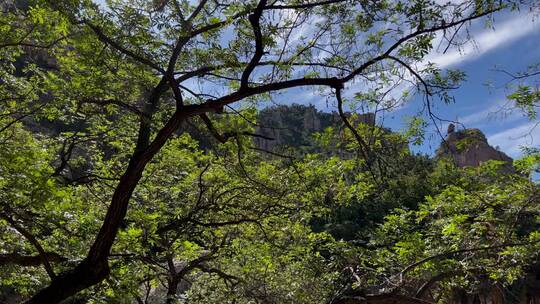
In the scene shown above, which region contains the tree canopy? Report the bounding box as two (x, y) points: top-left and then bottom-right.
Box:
(0, 0), (539, 303)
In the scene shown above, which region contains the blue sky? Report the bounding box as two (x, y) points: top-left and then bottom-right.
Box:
(255, 6), (540, 158)
(93, 1), (539, 158)
(318, 9), (540, 158)
(400, 9), (540, 158)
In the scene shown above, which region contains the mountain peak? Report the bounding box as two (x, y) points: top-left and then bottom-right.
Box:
(436, 128), (514, 171)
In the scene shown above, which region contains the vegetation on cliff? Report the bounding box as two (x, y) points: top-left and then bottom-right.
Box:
(0, 1), (539, 303)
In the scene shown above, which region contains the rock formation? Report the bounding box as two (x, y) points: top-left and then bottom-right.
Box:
(434, 128), (540, 304)
(253, 104), (375, 152)
(436, 127), (514, 172)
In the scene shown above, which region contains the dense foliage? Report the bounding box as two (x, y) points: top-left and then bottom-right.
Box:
(0, 0), (539, 304)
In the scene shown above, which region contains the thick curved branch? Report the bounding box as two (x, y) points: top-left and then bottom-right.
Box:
(188, 7), (503, 115)
(187, 0), (209, 23)
(266, 0), (349, 10)
(0, 252), (67, 267)
(26, 4), (506, 303)
(342, 6), (503, 83)
(175, 61), (350, 83)
(240, 0), (268, 89)
(176, 7), (495, 86)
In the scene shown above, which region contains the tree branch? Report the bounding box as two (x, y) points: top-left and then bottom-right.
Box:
(0, 252), (67, 267)
(266, 0), (349, 10)
(0, 212), (57, 279)
(240, 0), (267, 89)
(85, 22), (164, 73)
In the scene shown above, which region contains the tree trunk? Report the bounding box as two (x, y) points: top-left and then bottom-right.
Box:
(25, 107), (186, 303)
(24, 259), (109, 304)
(165, 277), (179, 304)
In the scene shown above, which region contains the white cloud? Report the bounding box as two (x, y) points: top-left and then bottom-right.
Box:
(426, 13), (540, 68)
(457, 99), (524, 126)
(370, 13), (540, 115)
(488, 122), (540, 157)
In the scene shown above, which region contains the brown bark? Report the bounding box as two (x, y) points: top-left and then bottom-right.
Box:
(24, 259), (109, 304)
(25, 81), (181, 303)
(0, 253), (66, 266)
(165, 277), (179, 304)
(22, 2), (504, 302)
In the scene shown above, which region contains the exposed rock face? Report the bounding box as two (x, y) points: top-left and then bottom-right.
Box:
(436, 128), (514, 172)
(253, 104), (375, 152)
(434, 129), (540, 304)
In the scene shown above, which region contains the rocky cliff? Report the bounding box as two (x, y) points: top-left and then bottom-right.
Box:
(436, 125), (514, 172)
(434, 126), (540, 304)
(253, 104), (375, 152)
